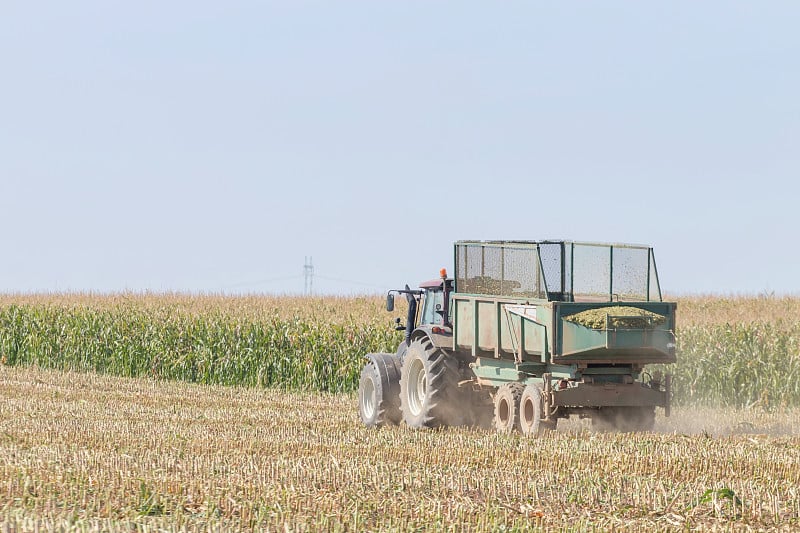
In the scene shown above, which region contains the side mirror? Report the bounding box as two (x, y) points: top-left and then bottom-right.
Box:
(386, 293), (395, 312)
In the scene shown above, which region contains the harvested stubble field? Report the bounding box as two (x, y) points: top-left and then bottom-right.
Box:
(1, 293), (800, 531)
(1, 366), (799, 532)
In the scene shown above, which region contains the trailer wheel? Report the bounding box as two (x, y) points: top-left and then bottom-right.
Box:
(399, 338), (464, 428)
(519, 383), (554, 437)
(494, 383), (525, 433)
(358, 354), (402, 427)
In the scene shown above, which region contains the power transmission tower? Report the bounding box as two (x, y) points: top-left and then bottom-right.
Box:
(303, 256), (314, 295)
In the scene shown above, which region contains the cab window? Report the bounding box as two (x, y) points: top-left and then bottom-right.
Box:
(420, 289), (443, 325)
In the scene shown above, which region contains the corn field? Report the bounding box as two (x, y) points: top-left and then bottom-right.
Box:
(0, 294), (398, 393)
(1, 293), (799, 407)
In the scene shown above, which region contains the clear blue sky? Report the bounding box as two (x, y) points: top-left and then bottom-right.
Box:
(1, 2), (797, 295)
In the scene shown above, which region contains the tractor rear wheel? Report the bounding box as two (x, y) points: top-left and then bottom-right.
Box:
(494, 383), (525, 433)
(399, 338), (464, 429)
(358, 354), (402, 427)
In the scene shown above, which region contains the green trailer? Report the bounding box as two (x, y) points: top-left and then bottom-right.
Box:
(358, 240), (676, 435)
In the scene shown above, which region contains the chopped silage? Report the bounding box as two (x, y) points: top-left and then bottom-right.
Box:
(564, 306), (666, 330)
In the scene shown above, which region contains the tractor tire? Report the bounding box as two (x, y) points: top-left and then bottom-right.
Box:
(358, 353), (402, 427)
(399, 338), (465, 429)
(519, 383), (555, 437)
(494, 382), (525, 433)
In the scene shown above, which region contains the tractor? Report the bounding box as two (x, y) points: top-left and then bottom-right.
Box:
(358, 240), (676, 434)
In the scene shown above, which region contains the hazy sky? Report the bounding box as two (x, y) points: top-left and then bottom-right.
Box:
(1, 2), (797, 295)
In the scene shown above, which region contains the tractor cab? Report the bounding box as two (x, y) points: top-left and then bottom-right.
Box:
(385, 270), (453, 346)
(418, 277), (453, 326)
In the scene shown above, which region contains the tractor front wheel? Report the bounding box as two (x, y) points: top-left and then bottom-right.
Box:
(358, 354), (402, 427)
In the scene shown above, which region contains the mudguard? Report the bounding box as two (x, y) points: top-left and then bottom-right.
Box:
(412, 324), (453, 351)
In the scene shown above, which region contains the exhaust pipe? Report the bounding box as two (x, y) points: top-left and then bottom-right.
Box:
(404, 284), (417, 345)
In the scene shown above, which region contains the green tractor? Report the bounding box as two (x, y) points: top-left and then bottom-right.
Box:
(358, 240), (676, 434)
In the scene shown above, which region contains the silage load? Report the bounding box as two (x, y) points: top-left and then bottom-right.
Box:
(564, 306), (666, 330)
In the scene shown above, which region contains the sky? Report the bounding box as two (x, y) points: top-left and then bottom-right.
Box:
(1, 2), (797, 296)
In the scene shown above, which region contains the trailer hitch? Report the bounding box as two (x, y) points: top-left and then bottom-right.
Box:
(542, 373), (554, 423)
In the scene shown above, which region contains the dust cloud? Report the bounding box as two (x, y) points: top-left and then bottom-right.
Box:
(554, 407), (800, 437)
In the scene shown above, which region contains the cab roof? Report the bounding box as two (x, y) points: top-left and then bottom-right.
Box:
(419, 278), (454, 290)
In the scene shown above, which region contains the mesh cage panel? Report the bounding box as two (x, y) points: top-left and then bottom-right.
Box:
(467, 245), (483, 278)
(455, 241), (658, 302)
(457, 244), (486, 293)
(503, 245), (541, 297)
(538, 243), (564, 295)
(648, 250), (662, 300)
(455, 243), (543, 297)
(456, 244), (467, 283)
(482, 246), (505, 295)
(612, 247), (649, 301)
(572, 244), (611, 300)
(564, 245), (573, 296)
